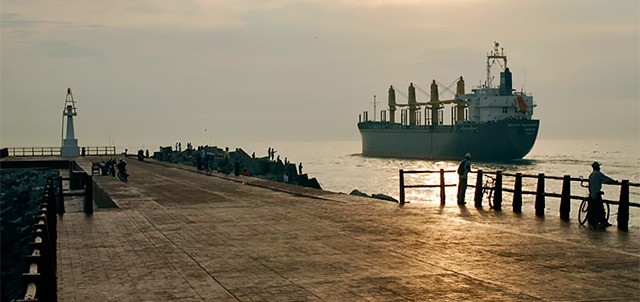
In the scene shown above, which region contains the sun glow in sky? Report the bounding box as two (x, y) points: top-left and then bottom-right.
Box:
(1, 0), (638, 150)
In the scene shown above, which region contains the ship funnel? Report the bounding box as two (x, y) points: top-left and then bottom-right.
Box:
(388, 85), (396, 123)
(499, 67), (512, 95)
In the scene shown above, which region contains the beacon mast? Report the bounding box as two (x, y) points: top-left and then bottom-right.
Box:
(61, 87), (79, 157)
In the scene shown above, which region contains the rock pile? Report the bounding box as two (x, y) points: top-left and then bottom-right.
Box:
(152, 145), (322, 190)
(349, 189), (398, 203)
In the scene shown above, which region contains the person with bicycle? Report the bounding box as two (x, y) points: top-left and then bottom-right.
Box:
(588, 161), (618, 229)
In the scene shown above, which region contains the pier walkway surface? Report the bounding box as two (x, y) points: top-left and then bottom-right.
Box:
(57, 157), (639, 301)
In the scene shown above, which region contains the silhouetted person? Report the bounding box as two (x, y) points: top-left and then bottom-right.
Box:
(223, 147), (230, 173)
(234, 148), (241, 176)
(457, 153), (471, 205)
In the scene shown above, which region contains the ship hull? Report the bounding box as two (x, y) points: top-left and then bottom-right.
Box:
(358, 119), (539, 161)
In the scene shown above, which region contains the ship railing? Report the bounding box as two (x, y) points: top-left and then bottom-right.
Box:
(398, 169), (639, 231)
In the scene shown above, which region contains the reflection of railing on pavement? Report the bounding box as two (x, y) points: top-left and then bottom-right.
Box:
(399, 169), (639, 231)
(6, 146), (117, 157)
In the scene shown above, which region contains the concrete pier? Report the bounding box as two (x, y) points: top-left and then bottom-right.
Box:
(56, 157), (639, 301)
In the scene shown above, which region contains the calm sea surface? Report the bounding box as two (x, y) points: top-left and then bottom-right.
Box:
(240, 138), (640, 228)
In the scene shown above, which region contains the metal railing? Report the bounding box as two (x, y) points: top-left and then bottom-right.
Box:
(17, 177), (58, 302)
(6, 146), (116, 157)
(81, 146), (116, 156)
(8, 147), (61, 157)
(399, 169), (639, 230)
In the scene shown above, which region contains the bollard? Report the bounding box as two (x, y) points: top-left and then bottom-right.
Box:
(399, 169), (405, 206)
(535, 173), (545, 217)
(493, 171), (502, 211)
(559, 175), (571, 221)
(474, 170), (484, 207)
(513, 173), (522, 213)
(617, 180), (629, 231)
(84, 175), (94, 215)
(439, 169), (446, 205)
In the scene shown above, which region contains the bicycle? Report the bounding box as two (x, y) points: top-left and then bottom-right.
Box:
(577, 178), (610, 226)
(483, 175), (496, 209)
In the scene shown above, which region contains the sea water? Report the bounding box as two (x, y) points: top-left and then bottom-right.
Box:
(241, 139), (640, 228)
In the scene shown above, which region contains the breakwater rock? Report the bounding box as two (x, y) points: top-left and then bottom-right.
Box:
(1, 168), (58, 302)
(349, 189), (399, 203)
(152, 145), (322, 190)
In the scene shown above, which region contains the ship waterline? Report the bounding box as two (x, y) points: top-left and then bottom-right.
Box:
(358, 119), (539, 161)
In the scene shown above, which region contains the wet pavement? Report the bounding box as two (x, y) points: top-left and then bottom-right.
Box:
(56, 157), (640, 301)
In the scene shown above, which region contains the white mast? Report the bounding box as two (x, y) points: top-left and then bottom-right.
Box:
(486, 41), (507, 88)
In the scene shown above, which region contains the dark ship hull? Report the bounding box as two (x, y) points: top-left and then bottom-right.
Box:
(358, 119), (539, 161)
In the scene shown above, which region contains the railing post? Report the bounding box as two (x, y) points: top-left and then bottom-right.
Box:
(57, 176), (65, 215)
(439, 169), (446, 205)
(535, 173), (545, 217)
(43, 179), (57, 271)
(474, 170), (483, 207)
(399, 169), (405, 206)
(559, 175), (571, 221)
(513, 173), (522, 213)
(84, 175), (94, 215)
(493, 171), (502, 211)
(617, 180), (629, 231)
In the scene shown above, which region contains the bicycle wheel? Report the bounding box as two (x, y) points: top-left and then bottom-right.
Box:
(578, 199), (589, 226)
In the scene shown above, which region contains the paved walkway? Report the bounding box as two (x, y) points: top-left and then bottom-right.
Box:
(56, 157), (640, 301)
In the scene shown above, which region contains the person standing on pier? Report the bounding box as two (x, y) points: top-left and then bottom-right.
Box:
(588, 162), (618, 229)
(457, 153), (472, 205)
(234, 148), (241, 176)
(223, 147), (230, 173)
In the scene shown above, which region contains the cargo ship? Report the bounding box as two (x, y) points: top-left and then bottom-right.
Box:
(357, 42), (539, 161)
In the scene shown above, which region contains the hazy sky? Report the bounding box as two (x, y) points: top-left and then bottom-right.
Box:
(1, 0), (638, 150)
